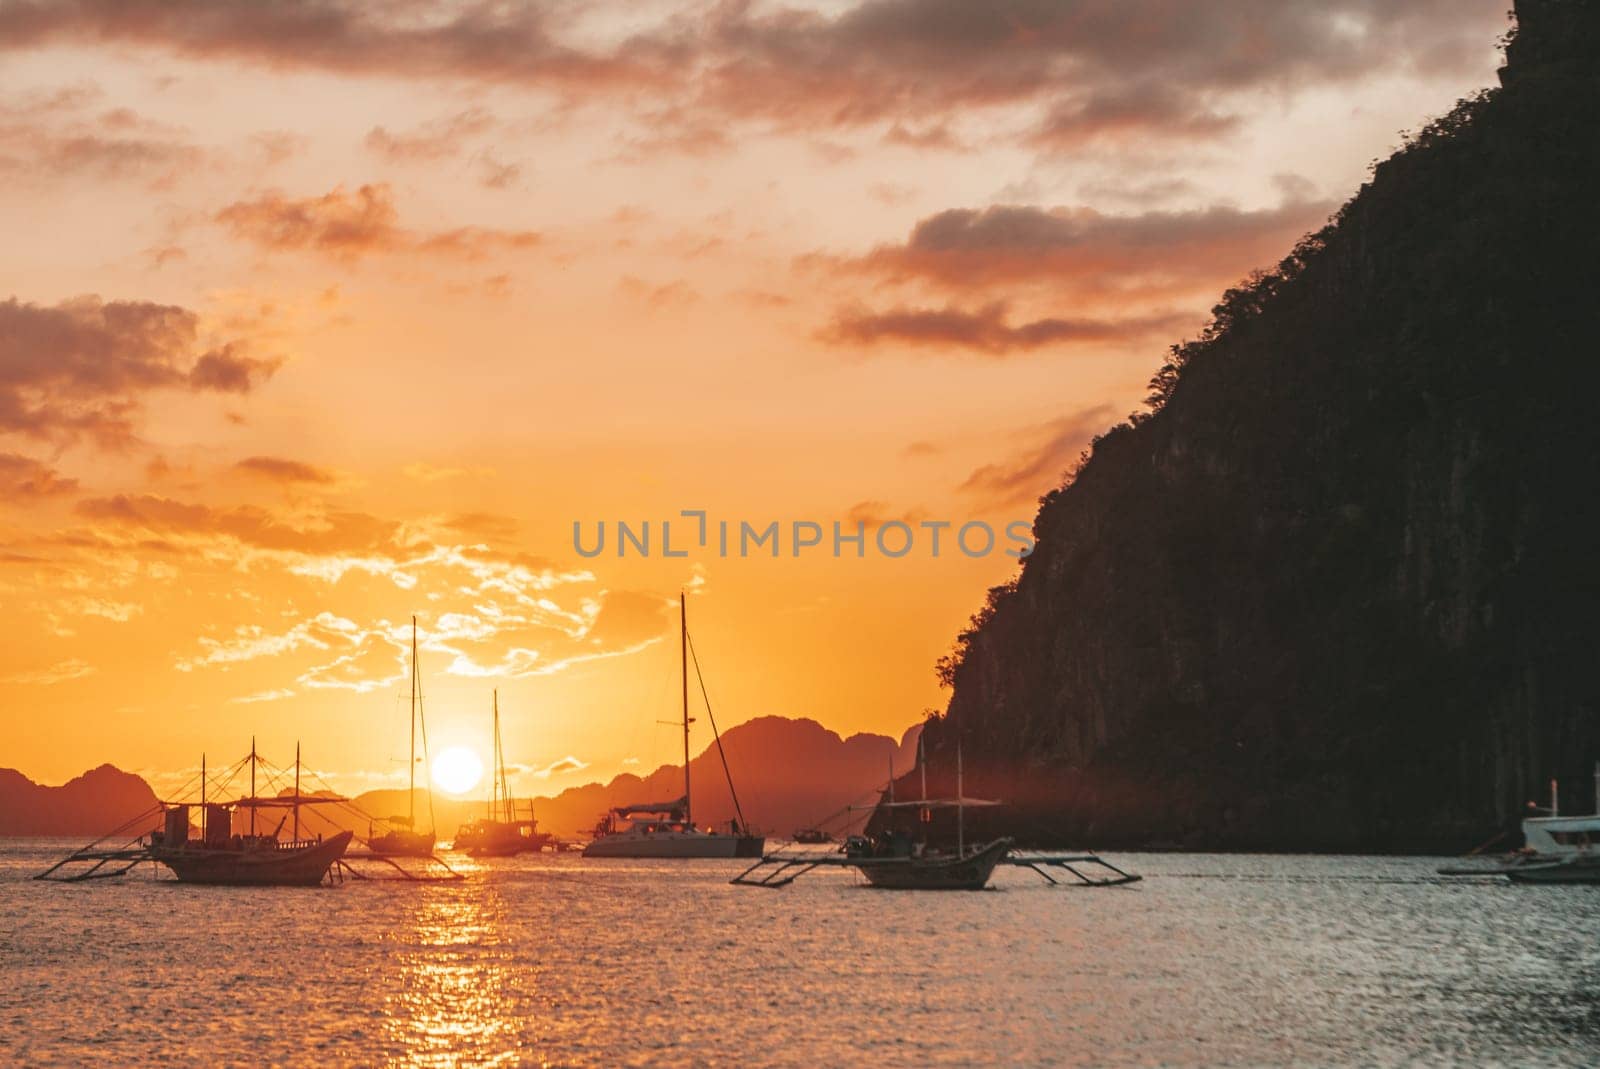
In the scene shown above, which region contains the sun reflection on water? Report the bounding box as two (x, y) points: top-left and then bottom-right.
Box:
(382, 881), (521, 1067)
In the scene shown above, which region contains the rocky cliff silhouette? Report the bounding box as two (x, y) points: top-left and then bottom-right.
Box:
(913, 0), (1600, 852)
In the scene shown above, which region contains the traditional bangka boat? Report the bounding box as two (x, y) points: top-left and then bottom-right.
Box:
(453, 690), (552, 857)
(1439, 764), (1600, 884)
(733, 731), (1139, 890)
(38, 740), (352, 887)
(583, 593), (763, 859)
(367, 616), (437, 858)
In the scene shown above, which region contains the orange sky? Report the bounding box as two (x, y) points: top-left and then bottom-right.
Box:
(0, 0), (1508, 797)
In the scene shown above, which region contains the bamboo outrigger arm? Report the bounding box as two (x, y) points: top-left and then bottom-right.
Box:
(730, 845), (1142, 889)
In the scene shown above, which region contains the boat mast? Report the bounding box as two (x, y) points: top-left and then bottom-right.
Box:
(956, 734), (964, 857)
(410, 616), (418, 831)
(250, 735), (257, 837)
(493, 689), (511, 824)
(293, 741), (301, 842)
(201, 752), (206, 840)
(681, 591), (691, 827)
(919, 730), (927, 802)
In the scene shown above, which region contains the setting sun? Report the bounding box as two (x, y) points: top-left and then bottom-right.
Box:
(431, 746), (484, 796)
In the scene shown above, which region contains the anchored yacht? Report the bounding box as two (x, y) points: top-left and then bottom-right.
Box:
(583, 593), (763, 859)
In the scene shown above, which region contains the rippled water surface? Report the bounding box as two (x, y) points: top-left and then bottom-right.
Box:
(2, 843), (1598, 1066)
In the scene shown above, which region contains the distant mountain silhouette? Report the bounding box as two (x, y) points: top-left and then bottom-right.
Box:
(520, 715), (921, 838)
(0, 764), (159, 836)
(3, 716), (919, 841)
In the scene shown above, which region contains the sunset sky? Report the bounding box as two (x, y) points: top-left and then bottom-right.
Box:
(0, 0), (1508, 797)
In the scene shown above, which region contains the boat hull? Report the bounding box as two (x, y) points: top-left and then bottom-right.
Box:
(583, 833), (765, 858)
(153, 831), (352, 887)
(850, 838), (1012, 890)
(1505, 857), (1600, 884)
(467, 834), (551, 858)
(366, 830), (436, 858)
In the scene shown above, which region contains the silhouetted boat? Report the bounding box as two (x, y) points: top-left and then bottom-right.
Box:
(149, 742), (353, 886)
(39, 740), (352, 887)
(733, 730), (1140, 890)
(453, 690), (551, 857)
(842, 832), (1013, 890)
(368, 617), (437, 858)
(583, 593), (763, 859)
(793, 827), (833, 844)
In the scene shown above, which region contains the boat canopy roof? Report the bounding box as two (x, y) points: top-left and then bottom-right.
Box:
(222, 793), (350, 808)
(612, 797), (687, 816)
(1524, 814), (1600, 829)
(868, 797), (1003, 809)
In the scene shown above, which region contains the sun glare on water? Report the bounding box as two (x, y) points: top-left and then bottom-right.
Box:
(431, 746), (484, 795)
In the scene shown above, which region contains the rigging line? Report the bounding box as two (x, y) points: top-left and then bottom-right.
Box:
(166, 751), (252, 806)
(685, 630), (746, 831)
(416, 636), (436, 834)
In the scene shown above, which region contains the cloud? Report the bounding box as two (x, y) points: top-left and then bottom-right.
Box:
(0, 295), (280, 445)
(402, 462), (493, 482)
(686, 0), (1505, 140)
(216, 183), (540, 261)
(842, 500), (927, 527)
(0, 453), (79, 498)
(822, 301), (1192, 355)
(1030, 83), (1240, 149)
(438, 512), (519, 539)
(0, 1), (1507, 151)
(834, 196), (1335, 293)
(0, 87), (203, 184)
(0, 1), (675, 94)
(529, 755), (589, 778)
(959, 406), (1116, 509)
(5, 658), (95, 685)
(233, 455), (336, 485)
(230, 688), (295, 704)
(618, 276), (699, 309)
(364, 108), (494, 161)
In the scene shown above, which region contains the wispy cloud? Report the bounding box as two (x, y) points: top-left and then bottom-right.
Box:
(215, 183), (540, 262)
(5, 658), (95, 685)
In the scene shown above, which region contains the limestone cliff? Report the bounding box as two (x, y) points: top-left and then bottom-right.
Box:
(914, 0), (1600, 852)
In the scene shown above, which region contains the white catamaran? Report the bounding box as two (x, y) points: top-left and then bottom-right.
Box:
(583, 593), (764, 859)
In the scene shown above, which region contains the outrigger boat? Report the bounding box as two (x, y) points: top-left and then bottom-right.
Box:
(453, 690), (552, 857)
(1440, 763), (1600, 885)
(583, 593), (763, 859)
(37, 740), (353, 887)
(734, 733), (1139, 891)
(367, 616), (437, 858)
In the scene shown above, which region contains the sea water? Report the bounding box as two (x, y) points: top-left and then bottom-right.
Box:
(2, 844), (1596, 1067)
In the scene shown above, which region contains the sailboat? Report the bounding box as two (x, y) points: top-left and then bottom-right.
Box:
(452, 690), (551, 857)
(583, 593), (764, 859)
(367, 617), (437, 857)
